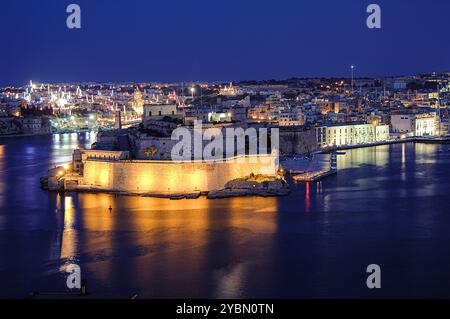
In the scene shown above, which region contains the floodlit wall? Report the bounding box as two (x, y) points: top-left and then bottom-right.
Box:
(81, 154), (277, 194)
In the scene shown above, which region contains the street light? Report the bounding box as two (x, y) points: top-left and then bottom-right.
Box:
(191, 87), (195, 100)
(350, 65), (355, 93)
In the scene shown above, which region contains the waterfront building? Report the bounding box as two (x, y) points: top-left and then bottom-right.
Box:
(72, 148), (130, 176)
(69, 148), (278, 194)
(316, 122), (390, 148)
(390, 112), (437, 137)
(439, 119), (450, 136)
(21, 117), (52, 135)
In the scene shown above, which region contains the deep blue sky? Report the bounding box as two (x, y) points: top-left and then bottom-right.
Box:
(1, 0), (449, 86)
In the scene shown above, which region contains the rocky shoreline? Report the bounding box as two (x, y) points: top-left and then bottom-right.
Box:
(207, 174), (290, 199)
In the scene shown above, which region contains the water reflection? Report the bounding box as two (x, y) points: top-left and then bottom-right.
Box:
(60, 196), (78, 262)
(3, 136), (450, 298)
(52, 191), (279, 297)
(305, 182), (311, 212)
(50, 133), (97, 166)
(338, 145), (389, 169)
(213, 262), (247, 298)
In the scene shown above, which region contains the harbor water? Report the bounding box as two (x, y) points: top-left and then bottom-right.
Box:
(1, 133), (450, 298)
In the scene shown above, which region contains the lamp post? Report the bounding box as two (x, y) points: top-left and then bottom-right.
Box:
(350, 65), (355, 93)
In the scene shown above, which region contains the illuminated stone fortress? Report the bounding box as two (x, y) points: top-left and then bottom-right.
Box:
(69, 149), (277, 195)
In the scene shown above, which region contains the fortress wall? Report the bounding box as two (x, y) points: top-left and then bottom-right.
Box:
(81, 154), (277, 194)
(279, 128), (318, 155)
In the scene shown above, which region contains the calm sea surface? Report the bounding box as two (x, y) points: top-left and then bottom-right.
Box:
(1, 133), (450, 298)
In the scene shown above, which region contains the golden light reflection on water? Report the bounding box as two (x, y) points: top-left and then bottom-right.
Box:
(413, 143), (439, 164)
(37, 141), (448, 296)
(60, 195), (78, 267)
(76, 194), (279, 230)
(401, 143), (406, 163)
(338, 143), (441, 175)
(401, 143), (406, 181)
(61, 192), (279, 296)
(70, 193), (115, 282)
(338, 145), (389, 169)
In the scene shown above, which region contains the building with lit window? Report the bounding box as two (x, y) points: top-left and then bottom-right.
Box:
(390, 112), (437, 137)
(316, 122), (390, 148)
(278, 109), (305, 126)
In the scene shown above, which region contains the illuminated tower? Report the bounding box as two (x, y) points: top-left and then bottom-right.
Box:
(132, 87), (144, 115)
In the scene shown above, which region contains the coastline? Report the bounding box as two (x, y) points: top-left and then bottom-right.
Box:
(38, 136), (450, 199)
(0, 132), (53, 139)
(55, 187), (288, 200)
(0, 129), (99, 139)
(317, 137), (450, 153)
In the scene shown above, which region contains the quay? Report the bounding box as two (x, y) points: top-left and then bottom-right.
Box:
(282, 153), (337, 183)
(292, 169), (336, 182)
(414, 136), (450, 144)
(318, 136), (450, 153)
(283, 136), (450, 183)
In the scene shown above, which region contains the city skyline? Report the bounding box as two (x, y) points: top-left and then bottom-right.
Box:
(3, 0), (450, 305)
(3, 71), (450, 88)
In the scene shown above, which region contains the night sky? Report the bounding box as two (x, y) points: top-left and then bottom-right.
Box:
(1, 0), (449, 86)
